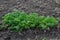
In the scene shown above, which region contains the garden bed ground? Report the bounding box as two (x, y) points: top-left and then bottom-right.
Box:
(0, 0), (60, 40)
(0, 28), (60, 40)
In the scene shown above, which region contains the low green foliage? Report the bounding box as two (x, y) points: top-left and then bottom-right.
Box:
(0, 25), (3, 30)
(25, 13), (39, 28)
(2, 9), (39, 32)
(42, 37), (47, 40)
(56, 17), (60, 22)
(2, 9), (59, 32)
(39, 16), (58, 29)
